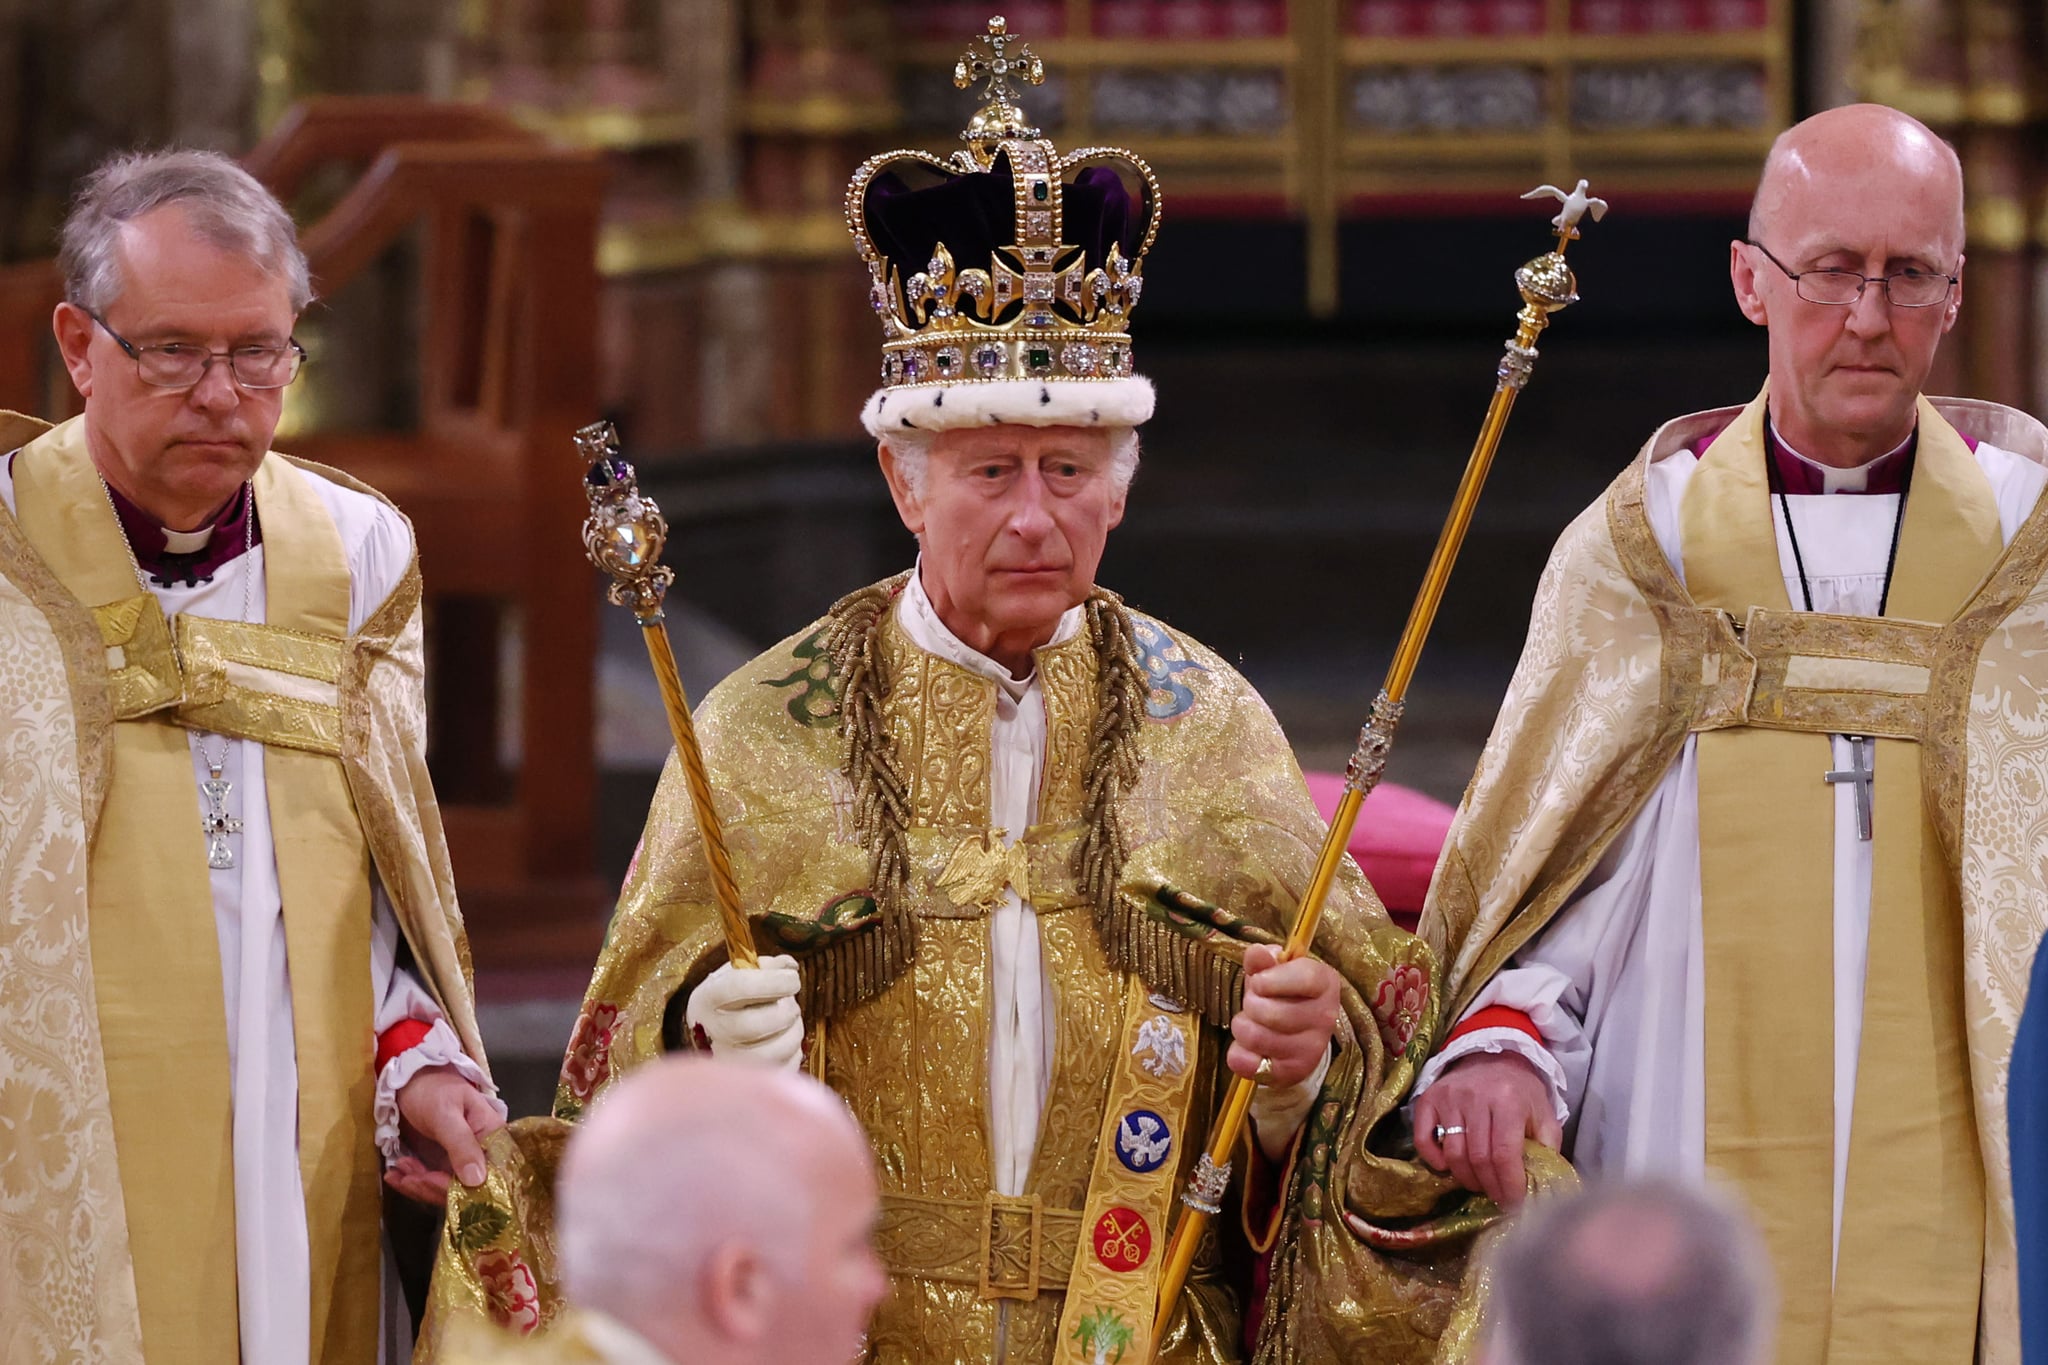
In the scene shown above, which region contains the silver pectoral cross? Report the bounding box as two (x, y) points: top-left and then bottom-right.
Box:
(200, 763), (242, 869)
(1823, 735), (1875, 842)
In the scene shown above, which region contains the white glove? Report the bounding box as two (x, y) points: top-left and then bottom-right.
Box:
(684, 955), (805, 1070)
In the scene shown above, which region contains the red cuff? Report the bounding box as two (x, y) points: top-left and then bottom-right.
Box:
(375, 1019), (434, 1073)
(1446, 1004), (1543, 1046)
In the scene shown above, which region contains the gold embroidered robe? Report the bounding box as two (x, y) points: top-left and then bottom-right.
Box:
(422, 581), (1484, 1364)
(0, 410), (488, 1361)
(1421, 392), (2048, 1365)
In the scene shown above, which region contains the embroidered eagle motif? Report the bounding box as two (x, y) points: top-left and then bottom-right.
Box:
(1132, 1015), (1187, 1078)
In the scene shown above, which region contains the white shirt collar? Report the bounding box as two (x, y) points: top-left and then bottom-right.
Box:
(898, 558), (1085, 700)
(577, 1311), (677, 1365)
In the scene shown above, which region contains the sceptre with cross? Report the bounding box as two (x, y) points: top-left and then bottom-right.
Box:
(1147, 184), (1609, 1353)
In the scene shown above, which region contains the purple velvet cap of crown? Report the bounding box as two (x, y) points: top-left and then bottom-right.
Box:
(863, 147), (1147, 315)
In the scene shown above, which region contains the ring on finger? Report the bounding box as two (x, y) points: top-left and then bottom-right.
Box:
(1254, 1056), (1275, 1085)
(1432, 1124), (1467, 1143)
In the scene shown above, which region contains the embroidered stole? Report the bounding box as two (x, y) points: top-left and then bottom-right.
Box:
(11, 419), (380, 1365)
(1681, 394), (1994, 1363)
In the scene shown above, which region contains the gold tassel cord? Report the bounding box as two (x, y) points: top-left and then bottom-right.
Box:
(1148, 184), (1608, 1354)
(573, 422), (757, 970)
(824, 575), (916, 945)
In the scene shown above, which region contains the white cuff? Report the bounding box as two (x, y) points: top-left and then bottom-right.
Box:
(1411, 1027), (1571, 1128)
(373, 1018), (506, 1162)
(1249, 1044), (1333, 1161)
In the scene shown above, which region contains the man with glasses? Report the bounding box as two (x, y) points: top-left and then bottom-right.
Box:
(0, 148), (502, 1363)
(1412, 102), (2048, 1364)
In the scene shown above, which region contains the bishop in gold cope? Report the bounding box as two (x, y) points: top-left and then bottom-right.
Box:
(0, 149), (500, 1362)
(1415, 103), (2048, 1365)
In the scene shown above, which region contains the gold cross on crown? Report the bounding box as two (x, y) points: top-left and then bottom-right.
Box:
(953, 15), (1044, 104)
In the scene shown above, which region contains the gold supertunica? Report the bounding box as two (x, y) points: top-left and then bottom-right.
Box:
(845, 14), (1160, 391)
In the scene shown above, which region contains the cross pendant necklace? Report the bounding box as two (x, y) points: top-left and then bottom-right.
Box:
(1771, 436), (1910, 845)
(100, 476), (257, 869)
(199, 763), (243, 868)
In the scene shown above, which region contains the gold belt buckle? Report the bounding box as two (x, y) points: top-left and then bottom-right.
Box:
(978, 1191), (1044, 1301)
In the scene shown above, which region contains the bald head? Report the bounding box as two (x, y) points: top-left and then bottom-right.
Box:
(1749, 103), (1964, 260)
(557, 1058), (884, 1364)
(1731, 102), (1967, 468)
(1486, 1180), (1774, 1365)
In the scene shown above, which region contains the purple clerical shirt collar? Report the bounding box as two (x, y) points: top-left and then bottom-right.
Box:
(101, 475), (261, 587)
(1687, 418), (1925, 495)
(1766, 422), (1915, 494)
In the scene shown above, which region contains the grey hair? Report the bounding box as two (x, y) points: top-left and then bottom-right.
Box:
(884, 425), (1142, 499)
(1487, 1178), (1775, 1365)
(58, 149), (313, 314)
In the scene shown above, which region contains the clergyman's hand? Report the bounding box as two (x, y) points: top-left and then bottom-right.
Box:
(1412, 1051), (1562, 1211)
(1227, 944), (1342, 1089)
(386, 1065), (507, 1205)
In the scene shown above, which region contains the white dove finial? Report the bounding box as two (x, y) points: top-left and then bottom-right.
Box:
(1522, 179), (1609, 237)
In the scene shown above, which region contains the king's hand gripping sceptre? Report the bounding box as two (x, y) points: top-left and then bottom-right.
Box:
(1148, 184), (1606, 1350)
(573, 421), (758, 969)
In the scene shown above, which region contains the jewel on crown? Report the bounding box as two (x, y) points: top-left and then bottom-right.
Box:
(845, 14), (1160, 390)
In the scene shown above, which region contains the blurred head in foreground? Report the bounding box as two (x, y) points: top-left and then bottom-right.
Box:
(557, 1057), (887, 1365)
(1484, 1178), (1775, 1365)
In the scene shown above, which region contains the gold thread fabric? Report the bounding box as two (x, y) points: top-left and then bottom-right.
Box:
(0, 408), (145, 1357)
(0, 414), (488, 1361)
(433, 1312), (611, 1364)
(418, 578), (1452, 1363)
(1418, 390), (2048, 1365)
(254, 454), (383, 1365)
(416, 1120), (574, 1356)
(15, 421), (247, 1363)
(1681, 390), (1994, 1363)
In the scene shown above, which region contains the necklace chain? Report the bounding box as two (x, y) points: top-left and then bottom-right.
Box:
(97, 474), (257, 781)
(1767, 431), (1913, 618)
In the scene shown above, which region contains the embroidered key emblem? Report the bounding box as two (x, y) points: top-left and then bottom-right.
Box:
(1091, 1207), (1152, 1272)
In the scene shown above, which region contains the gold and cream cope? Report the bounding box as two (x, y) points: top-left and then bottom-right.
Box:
(847, 15), (1161, 435)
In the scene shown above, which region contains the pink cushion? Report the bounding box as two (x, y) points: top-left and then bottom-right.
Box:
(1301, 773), (1457, 927)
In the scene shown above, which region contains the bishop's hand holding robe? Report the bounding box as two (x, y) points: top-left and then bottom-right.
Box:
(0, 151), (502, 1363)
(1414, 105), (2048, 1365)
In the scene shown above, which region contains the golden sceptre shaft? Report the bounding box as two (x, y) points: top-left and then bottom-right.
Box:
(1148, 183), (1607, 1350)
(573, 421), (758, 969)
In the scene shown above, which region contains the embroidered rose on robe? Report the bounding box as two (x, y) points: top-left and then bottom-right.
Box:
(1370, 963), (1429, 1058)
(474, 1248), (542, 1334)
(561, 1003), (621, 1101)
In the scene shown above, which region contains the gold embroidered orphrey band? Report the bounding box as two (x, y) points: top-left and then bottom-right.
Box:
(89, 590), (346, 754)
(1052, 977), (1205, 1365)
(1689, 604), (1945, 742)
